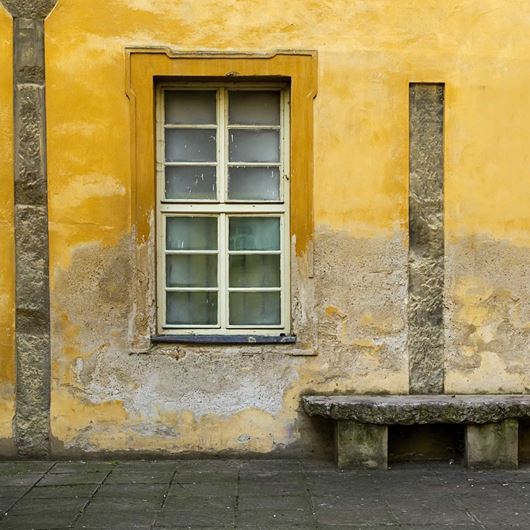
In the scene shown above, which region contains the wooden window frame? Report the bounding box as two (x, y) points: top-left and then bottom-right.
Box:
(126, 49), (317, 345)
(157, 83), (290, 334)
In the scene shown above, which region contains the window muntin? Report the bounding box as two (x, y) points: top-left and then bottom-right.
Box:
(156, 84), (290, 335)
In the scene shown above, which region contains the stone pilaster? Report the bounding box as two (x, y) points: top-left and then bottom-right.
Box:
(1, 0), (57, 457)
(408, 83), (445, 394)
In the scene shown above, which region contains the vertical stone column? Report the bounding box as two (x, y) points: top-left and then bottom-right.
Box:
(1, 0), (57, 457)
(408, 84), (445, 394)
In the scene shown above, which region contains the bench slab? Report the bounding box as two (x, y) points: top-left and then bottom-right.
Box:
(302, 394), (530, 425)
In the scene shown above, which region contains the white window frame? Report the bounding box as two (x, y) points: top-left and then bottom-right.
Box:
(155, 82), (291, 336)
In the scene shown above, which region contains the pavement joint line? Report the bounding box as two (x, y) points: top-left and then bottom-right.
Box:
(70, 460), (118, 527)
(0, 461), (57, 520)
(302, 459), (319, 528)
(382, 496), (405, 527)
(446, 486), (487, 530)
(233, 467), (240, 529)
(152, 463), (179, 528)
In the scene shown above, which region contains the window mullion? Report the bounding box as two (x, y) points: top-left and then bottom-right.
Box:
(219, 213), (227, 329)
(218, 88), (226, 204)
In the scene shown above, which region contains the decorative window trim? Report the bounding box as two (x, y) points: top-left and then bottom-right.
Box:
(125, 48), (317, 348)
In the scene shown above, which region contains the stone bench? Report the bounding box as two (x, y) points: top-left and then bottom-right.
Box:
(302, 394), (530, 470)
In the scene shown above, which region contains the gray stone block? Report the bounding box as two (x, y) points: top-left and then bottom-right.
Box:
(15, 85), (47, 206)
(15, 332), (50, 457)
(408, 83), (445, 394)
(14, 18), (44, 84)
(303, 394), (530, 424)
(334, 420), (388, 469)
(466, 419), (518, 469)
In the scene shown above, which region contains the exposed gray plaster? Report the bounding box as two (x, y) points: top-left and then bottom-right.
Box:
(1, 0), (56, 457)
(408, 83), (445, 394)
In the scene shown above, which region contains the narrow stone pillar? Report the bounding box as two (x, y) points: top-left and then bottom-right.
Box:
(1, 0), (58, 457)
(334, 421), (388, 470)
(408, 83), (445, 394)
(466, 419), (518, 469)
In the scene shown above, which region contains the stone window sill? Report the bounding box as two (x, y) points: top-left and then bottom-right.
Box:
(151, 334), (297, 345)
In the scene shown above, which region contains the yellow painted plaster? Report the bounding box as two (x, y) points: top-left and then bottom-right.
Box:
(46, 0), (530, 243)
(0, 5), (15, 443)
(44, 0), (530, 453)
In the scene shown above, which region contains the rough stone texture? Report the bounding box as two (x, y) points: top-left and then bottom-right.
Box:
(14, 202), (50, 457)
(14, 206), (49, 335)
(12, 14), (50, 457)
(303, 394), (530, 424)
(466, 419), (518, 469)
(0, 0), (57, 18)
(14, 18), (44, 84)
(408, 83), (445, 394)
(15, 84), (47, 208)
(335, 420), (387, 469)
(445, 236), (530, 393)
(14, 333), (50, 456)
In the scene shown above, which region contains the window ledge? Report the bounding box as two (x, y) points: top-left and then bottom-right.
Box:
(151, 334), (297, 345)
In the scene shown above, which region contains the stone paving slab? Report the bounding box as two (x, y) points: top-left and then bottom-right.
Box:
(0, 460), (529, 528)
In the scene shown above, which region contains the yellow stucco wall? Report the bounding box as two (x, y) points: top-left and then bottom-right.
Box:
(43, 0), (530, 455)
(0, 5), (15, 450)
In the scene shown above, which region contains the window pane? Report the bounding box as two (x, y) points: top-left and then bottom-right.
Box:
(228, 91), (280, 125)
(166, 254), (217, 288)
(165, 90), (216, 125)
(166, 217), (217, 250)
(229, 129), (279, 163)
(165, 129), (217, 162)
(167, 291), (217, 325)
(229, 217), (280, 251)
(165, 166), (216, 200)
(228, 167), (280, 201)
(229, 255), (280, 287)
(229, 292), (280, 325)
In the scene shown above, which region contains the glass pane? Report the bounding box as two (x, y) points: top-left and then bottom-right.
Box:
(165, 129), (217, 163)
(229, 91), (280, 125)
(229, 217), (280, 251)
(165, 90), (216, 125)
(166, 291), (217, 325)
(229, 129), (279, 163)
(166, 254), (217, 288)
(229, 255), (280, 287)
(165, 166), (216, 200)
(228, 166), (280, 200)
(229, 292), (281, 325)
(166, 217), (217, 250)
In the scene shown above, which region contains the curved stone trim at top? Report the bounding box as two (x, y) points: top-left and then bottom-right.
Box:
(0, 0), (57, 18)
(302, 395), (530, 425)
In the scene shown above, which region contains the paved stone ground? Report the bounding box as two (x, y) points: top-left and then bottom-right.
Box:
(0, 459), (529, 529)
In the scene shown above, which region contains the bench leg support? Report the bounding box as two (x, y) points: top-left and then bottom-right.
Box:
(335, 421), (388, 469)
(465, 419), (518, 469)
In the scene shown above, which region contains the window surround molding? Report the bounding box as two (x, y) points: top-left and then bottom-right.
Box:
(125, 48), (317, 350)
